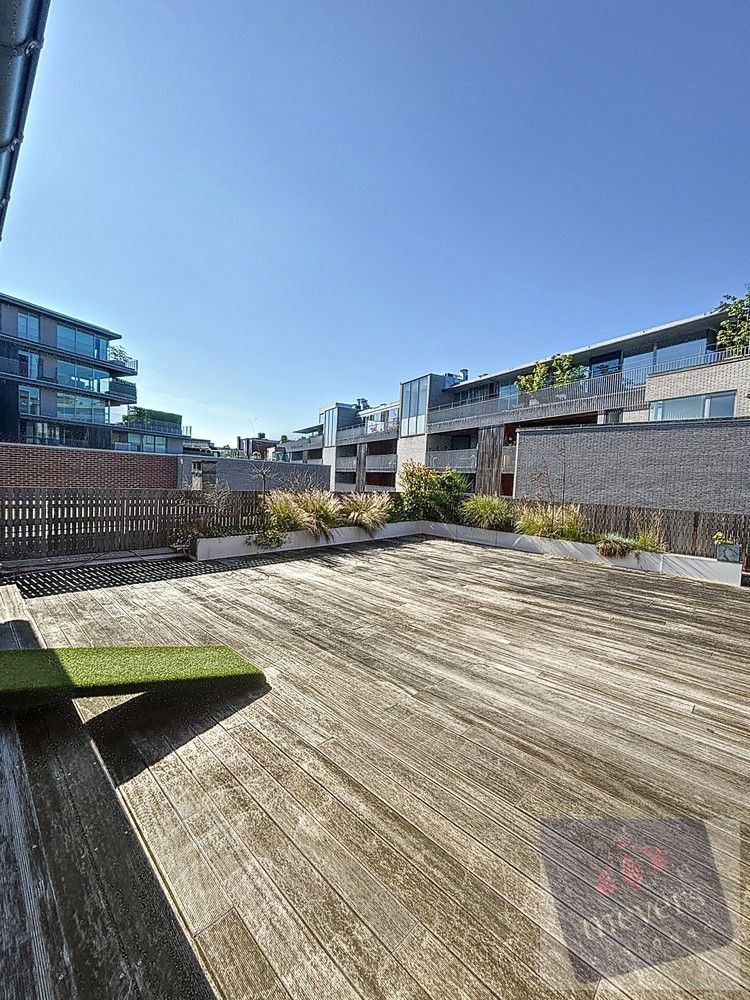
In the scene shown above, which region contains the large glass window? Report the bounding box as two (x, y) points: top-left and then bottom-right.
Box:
(19, 385), (40, 415)
(57, 360), (110, 393)
(622, 347), (656, 386)
(56, 324), (109, 360)
(322, 407), (337, 446)
(655, 337), (710, 372)
(649, 391), (735, 422)
(56, 392), (109, 424)
(400, 376), (428, 436)
(17, 312), (40, 342)
(18, 350), (40, 380)
(589, 352), (621, 378)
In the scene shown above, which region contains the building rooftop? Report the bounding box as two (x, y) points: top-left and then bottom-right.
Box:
(0, 290), (123, 339)
(448, 309), (727, 392)
(6, 538), (748, 996)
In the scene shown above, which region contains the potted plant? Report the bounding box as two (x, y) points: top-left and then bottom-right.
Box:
(712, 531), (742, 564)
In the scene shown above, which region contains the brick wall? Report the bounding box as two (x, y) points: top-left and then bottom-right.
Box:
(176, 456), (330, 491)
(0, 442), (179, 488)
(515, 419), (750, 514)
(645, 356), (750, 415)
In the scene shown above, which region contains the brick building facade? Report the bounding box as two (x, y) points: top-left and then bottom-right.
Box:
(0, 442), (179, 488)
(514, 419), (750, 513)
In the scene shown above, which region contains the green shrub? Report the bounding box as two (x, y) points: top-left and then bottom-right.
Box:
(514, 502), (589, 541)
(632, 530), (665, 553)
(339, 492), (391, 535)
(460, 494), (514, 531)
(295, 489), (342, 540)
(399, 461), (470, 522)
(596, 533), (634, 558)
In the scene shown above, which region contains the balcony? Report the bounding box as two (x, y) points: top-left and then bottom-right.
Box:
(336, 419), (399, 444)
(335, 456), (357, 472)
(0, 356), (137, 402)
(0, 329), (138, 373)
(116, 419), (192, 437)
(427, 448), (477, 472)
(426, 346), (750, 432)
(365, 453), (397, 472)
(284, 433), (324, 450)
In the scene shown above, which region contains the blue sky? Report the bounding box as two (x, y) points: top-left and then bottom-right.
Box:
(2, 0), (749, 443)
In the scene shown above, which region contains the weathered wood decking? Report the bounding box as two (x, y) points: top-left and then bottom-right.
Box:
(18, 539), (750, 997)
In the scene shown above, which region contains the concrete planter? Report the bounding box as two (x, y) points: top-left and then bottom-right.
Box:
(194, 520), (743, 587)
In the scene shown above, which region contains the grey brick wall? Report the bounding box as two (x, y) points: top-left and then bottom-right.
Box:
(177, 457), (330, 491)
(515, 419), (750, 513)
(645, 357), (750, 415)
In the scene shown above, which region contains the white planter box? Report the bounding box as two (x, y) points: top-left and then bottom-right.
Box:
(194, 521), (743, 587)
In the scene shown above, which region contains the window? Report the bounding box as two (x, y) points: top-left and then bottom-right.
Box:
(19, 385), (40, 415)
(603, 409), (623, 424)
(56, 324), (109, 360)
(56, 392), (109, 424)
(655, 337), (711, 372)
(17, 312), (40, 342)
(124, 432), (167, 453)
(649, 391), (735, 422)
(589, 352), (621, 378)
(322, 407), (337, 446)
(18, 350), (39, 380)
(57, 360), (110, 393)
(400, 376), (428, 436)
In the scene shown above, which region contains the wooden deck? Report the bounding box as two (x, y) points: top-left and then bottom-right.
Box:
(20, 538), (750, 998)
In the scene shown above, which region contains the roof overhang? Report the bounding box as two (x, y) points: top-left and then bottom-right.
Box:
(0, 0), (50, 241)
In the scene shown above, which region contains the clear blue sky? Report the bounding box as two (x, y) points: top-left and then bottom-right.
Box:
(2, 0), (749, 443)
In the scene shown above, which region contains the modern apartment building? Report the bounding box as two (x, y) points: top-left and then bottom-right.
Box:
(279, 308), (749, 496)
(0, 292), (191, 453)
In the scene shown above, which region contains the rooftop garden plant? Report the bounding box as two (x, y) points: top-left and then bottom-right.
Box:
(399, 461), (469, 522)
(460, 494), (514, 531)
(514, 501), (590, 541)
(339, 492), (391, 535)
(716, 286), (750, 352)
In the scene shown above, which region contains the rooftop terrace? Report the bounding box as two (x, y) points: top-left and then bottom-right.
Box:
(3, 538), (750, 997)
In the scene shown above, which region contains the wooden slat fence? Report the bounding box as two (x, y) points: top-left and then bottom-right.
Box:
(0, 488), (747, 565)
(0, 489), (267, 561)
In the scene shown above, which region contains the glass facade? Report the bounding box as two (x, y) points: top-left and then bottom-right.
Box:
(364, 406), (399, 433)
(400, 376), (428, 436)
(18, 350), (39, 380)
(322, 407), (337, 446)
(56, 323), (109, 361)
(114, 432), (167, 453)
(57, 360), (111, 393)
(56, 392), (109, 424)
(19, 385), (40, 415)
(649, 391), (735, 422)
(17, 312), (40, 342)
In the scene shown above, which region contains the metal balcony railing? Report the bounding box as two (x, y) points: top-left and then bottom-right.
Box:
(284, 433), (324, 450)
(365, 453), (397, 472)
(427, 346), (750, 431)
(427, 449), (478, 471)
(335, 456), (357, 471)
(336, 419), (399, 444)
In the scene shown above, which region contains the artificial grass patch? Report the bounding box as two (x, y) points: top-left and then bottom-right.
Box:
(0, 645), (265, 708)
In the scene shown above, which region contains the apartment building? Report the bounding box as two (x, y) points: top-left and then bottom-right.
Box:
(0, 293), (191, 453)
(280, 308), (749, 497)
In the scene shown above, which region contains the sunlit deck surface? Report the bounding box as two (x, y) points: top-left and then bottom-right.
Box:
(13, 539), (750, 997)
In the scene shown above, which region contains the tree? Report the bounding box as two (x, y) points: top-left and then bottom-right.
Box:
(717, 287), (750, 352)
(516, 360), (550, 394)
(516, 354), (586, 393)
(550, 353), (587, 385)
(280, 434), (288, 443)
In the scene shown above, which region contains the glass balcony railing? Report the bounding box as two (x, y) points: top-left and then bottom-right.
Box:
(0, 355), (137, 400)
(1, 328), (138, 372)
